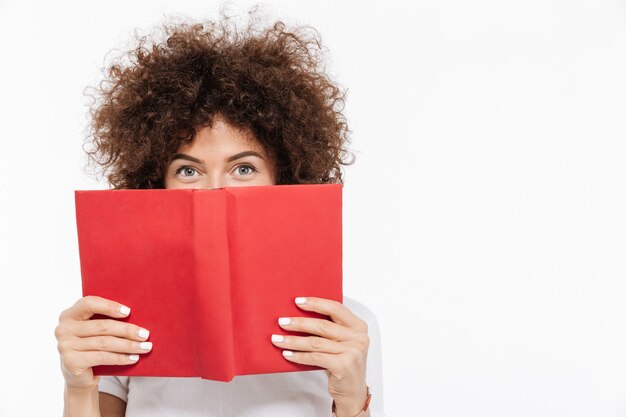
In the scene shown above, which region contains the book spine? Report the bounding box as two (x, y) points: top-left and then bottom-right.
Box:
(192, 190), (236, 381)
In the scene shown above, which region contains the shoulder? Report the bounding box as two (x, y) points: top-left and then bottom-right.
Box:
(99, 376), (130, 402)
(342, 295), (378, 326)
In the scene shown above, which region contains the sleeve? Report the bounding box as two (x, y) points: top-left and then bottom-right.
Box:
(343, 296), (386, 417)
(98, 375), (130, 403)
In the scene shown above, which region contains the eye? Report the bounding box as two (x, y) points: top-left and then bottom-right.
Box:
(234, 164), (257, 176)
(175, 166), (200, 177)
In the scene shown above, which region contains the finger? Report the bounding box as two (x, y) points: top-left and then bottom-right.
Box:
(281, 349), (337, 370)
(277, 316), (356, 341)
(72, 319), (150, 341)
(64, 351), (142, 371)
(74, 336), (153, 354)
(294, 297), (367, 331)
(270, 334), (345, 354)
(60, 296), (131, 321)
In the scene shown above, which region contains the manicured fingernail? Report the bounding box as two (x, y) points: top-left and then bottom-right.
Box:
(138, 328), (150, 340)
(139, 342), (153, 351)
(129, 354), (139, 362)
(119, 305), (131, 316)
(271, 334), (284, 343)
(278, 317), (291, 326)
(282, 350), (293, 357)
(295, 297), (307, 305)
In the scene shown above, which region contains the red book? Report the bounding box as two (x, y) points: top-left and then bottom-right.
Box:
(75, 184), (342, 382)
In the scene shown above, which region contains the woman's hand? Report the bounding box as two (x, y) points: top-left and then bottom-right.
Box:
(271, 297), (370, 417)
(55, 296), (152, 391)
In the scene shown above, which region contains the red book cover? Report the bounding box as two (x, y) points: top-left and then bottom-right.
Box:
(75, 184), (342, 382)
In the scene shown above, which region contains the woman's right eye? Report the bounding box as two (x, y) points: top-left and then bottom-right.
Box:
(175, 166), (199, 177)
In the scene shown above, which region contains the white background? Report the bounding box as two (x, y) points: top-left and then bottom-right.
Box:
(1, 1), (626, 416)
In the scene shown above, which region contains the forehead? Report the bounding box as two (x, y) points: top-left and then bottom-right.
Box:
(176, 119), (264, 155)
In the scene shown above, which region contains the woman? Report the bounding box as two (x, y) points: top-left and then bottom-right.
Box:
(55, 16), (384, 417)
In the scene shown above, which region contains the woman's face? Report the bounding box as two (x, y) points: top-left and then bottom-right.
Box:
(164, 118), (277, 189)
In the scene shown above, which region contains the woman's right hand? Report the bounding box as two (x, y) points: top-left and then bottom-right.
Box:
(55, 296), (152, 391)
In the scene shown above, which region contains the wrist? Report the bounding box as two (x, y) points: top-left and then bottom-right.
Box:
(65, 383), (99, 397)
(332, 386), (371, 417)
(64, 384), (100, 417)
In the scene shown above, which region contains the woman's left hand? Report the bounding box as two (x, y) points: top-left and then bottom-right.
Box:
(271, 296), (370, 417)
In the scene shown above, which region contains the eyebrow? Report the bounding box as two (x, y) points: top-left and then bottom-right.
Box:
(226, 151), (264, 162)
(171, 151), (265, 164)
(171, 153), (203, 164)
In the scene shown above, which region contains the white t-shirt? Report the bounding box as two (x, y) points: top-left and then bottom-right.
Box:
(99, 296), (386, 417)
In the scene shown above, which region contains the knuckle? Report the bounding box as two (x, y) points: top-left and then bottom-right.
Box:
(57, 339), (71, 353)
(311, 352), (323, 363)
(359, 320), (369, 334)
(356, 334), (370, 349)
(82, 296), (96, 310)
(124, 325), (135, 339)
(310, 337), (323, 350)
(348, 346), (362, 360)
(62, 357), (79, 374)
(331, 300), (343, 314)
(95, 351), (106, 365)
(54, 324), (67, 339)
(95, 320), (109, 334)
(97, 336), (109, 349)
(106, 301), (117, 314)
(82, 295), (94, 303)
(318, 320), (332, 337)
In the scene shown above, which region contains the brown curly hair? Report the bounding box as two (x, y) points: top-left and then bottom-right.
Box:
(85, 16), (353, 189)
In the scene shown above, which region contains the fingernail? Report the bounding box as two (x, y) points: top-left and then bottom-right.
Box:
(278, 317), (291, 326)
(119, 305), (131, 316)
(271, 334), (284, 343)
(282, 350), (293, 357)
(295, 297), (307, 305)
(129, 354), (139, 362)
(139, 342), (153, 351)
(138, 328), (150, 340)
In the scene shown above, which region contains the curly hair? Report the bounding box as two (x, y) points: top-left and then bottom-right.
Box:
(85, 16), (353, 189)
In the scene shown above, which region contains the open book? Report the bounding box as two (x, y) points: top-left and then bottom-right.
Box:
(75, 184), (342, 382)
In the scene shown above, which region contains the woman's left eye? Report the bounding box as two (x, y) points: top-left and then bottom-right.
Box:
(234, 164), (257, 176)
